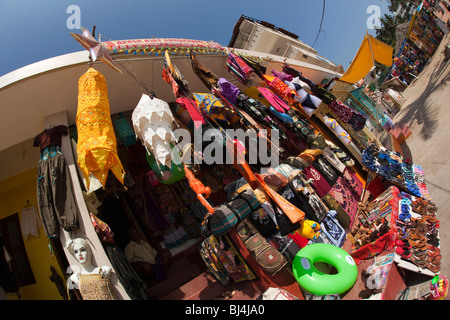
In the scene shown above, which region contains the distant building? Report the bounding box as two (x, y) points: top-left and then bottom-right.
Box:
(228, 15), (344, 74)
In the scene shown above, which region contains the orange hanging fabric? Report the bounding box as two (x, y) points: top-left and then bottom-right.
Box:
(76, 67), (125, 190)
(226, 139), (305, 224)
(184, 165), (214, 214)
(263, 75), (297, 104)
(254, 173), (305, 224)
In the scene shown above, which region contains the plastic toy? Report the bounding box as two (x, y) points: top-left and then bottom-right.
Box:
(292, 243), (358, 295)
(294, 220), (322, 240)
(430, 275), (448, 300)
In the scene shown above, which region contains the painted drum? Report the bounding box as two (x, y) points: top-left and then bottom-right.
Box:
(292, 243), (357, 295)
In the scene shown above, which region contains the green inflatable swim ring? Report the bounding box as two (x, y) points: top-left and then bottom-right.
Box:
(145, 150), (185, 185)
(292, 243), (357, 295)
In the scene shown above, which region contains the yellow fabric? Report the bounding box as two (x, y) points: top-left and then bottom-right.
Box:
(76, 67), (125, 190)
(340, 34), (393, 84)
(243, 86), (271, 107)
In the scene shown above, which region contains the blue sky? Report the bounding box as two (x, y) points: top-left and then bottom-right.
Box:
(0, 0), (391, 76)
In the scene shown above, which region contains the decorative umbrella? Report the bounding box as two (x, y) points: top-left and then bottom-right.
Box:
(132, 94), (178, 169)
(76, 67), (125, 190)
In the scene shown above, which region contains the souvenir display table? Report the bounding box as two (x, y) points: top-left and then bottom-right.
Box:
(57, 32), (444, 300)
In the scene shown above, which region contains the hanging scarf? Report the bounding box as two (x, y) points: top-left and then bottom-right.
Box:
(263, 75), (297, 104)
(163, 50), (190, 97)
(190, 51), (220, 90)
(226, 51), (253, 84)
(175, 96), (205, 129)
(257, 87), (290, 113)
(76, 67), (125, 189)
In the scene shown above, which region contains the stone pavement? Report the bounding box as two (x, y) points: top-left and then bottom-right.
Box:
(380, 28), (450, 296)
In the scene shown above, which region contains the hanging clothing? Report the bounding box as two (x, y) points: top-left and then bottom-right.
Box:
(340, 167), (364, 202)
(328, 177), (359, 228)
(321, 147), (347, 174)
(33, 125), (68, 152)
(323, 116), (352, 145)
(76, 67), (125, 190)
(103, 243), (148, 300)
(175, 96), (205, 129)
(271, 69), (293, 82)
(20, 205), (42, 239)
(226, 51), (253, 84)
(0, 236), (18, 293)
(218, 78), (240, 105)
(235, 52), (266, 79)
(189, 51), (220, 90)
(193, 93), (231, 126)
(34, 125), (79, 238)
(162, 50), (191, 98)
(311, 155), (340, 187)
(257, 87), (290, 113)
(302, 165), (332, 198)
(263, 75), (297, 104)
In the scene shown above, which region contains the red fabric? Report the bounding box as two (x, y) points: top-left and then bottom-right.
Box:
(176, 97), (205, 129)
(263, 75), (296, 104)
(350, 229), (397, 265)
(367, 176), (386, 198)
(288, 233), (309, 249)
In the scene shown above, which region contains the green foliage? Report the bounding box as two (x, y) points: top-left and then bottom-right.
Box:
(375, 0), (420, 46)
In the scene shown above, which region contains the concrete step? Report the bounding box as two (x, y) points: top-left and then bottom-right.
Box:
(159, 271), (229, 300)
(147, 262), (203, 298)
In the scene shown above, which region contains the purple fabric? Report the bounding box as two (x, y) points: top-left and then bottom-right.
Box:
(271, 69), (293, 82)
(218, 78), (240, 105)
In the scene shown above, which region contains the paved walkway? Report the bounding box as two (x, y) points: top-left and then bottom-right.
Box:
(381, 27), (450, 294)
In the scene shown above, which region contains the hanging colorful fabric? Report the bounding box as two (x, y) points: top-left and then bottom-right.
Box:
(175, 97), (205, 129)
(190, 51), (220, 90)
(162, 50), (190, 98)
(193, 93), (230, 126)
(263, 75), (297, 104)
(76, 67), (125, 190)
(226, 51), (253, 85)
(257, 87), (290, 113)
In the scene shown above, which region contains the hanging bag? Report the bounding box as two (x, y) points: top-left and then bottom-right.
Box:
(236, 218), (288, 275)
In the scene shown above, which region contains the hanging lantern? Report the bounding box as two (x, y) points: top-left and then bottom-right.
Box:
(76, 67), (125, 190)
(132, 94), (178, 168)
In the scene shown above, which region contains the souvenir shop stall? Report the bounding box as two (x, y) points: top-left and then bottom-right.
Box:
(390, 4), (445, 84)
(39, 28), (445, 300)
(342, 140), (445, 299)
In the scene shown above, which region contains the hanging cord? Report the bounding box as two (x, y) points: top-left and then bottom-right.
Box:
(308, 0), (326, 52)
(117, 60), (153, 96)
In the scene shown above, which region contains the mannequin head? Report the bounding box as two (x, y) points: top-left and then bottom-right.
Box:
(66, 238), (92, 267)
